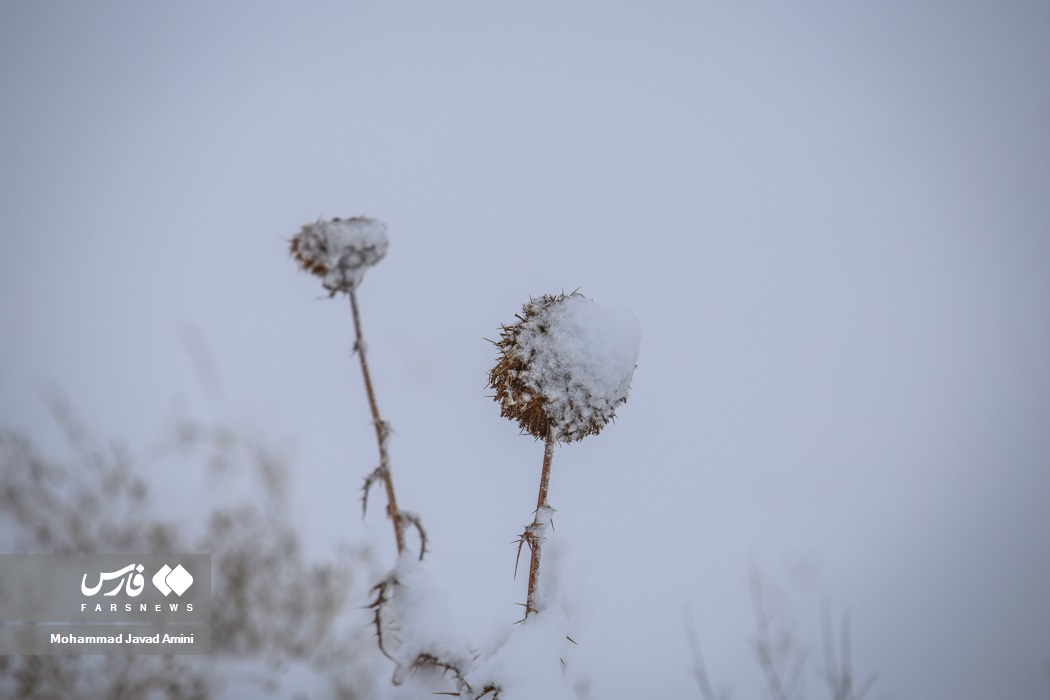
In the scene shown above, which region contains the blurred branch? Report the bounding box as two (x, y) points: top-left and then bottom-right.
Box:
(684, 603), (733, 700)
(681, 564), (879, 700)
(821, 604), (878, 700)
(750, 566), (808, 700)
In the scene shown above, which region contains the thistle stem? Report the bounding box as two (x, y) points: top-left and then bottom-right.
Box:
(525, 429), (556, 618)
(349, 288), (405, 554)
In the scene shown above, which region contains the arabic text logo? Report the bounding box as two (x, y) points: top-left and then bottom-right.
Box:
(81, 564), (146, 597)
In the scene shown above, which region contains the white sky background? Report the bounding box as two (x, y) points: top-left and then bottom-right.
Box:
(2, 2), (1049, 698)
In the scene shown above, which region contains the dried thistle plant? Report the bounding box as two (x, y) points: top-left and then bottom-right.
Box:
(488, 292), (639, 617)
(488, 293), (635, 443)
(289, 217), (389, 296)
(290, 216), (410, 555)
(291, 216), (475, 695)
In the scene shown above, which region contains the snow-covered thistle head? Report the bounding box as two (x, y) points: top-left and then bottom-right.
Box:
(290, 216), (388, 295)
(488, 292), (640, 443)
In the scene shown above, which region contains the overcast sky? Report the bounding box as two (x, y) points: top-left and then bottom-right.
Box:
(2, 3), (1049, 698)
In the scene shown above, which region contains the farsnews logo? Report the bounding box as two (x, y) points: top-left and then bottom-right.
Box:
(81, 564), (194, 598)
(152, 564), (193, 596)
(81, 564), (146, 597)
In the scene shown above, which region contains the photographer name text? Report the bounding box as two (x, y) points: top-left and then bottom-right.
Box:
(51, 632), (196, 645)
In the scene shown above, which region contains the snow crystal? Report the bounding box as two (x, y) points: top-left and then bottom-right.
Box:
(516, 294), (640, 442)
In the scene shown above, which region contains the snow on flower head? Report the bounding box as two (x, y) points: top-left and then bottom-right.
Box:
(289, 216), (388, 294)
(488, 292), (640, 443)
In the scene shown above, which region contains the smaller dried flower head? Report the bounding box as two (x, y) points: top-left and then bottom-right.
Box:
(290, 217), (388, 294)
(488, 292), (640, 443)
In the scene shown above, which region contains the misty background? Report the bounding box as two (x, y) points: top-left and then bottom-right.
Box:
(2, 3), (1049, 698)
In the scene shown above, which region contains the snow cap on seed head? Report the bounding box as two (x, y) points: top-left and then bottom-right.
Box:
(488, 292), (640, 443)
(290, 216), (388, 294)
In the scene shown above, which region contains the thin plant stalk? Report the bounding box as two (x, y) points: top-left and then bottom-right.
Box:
(349, 287), (405, 554)
(525, 429), (556, 618)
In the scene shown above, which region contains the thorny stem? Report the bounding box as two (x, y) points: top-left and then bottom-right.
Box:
(350, 288), (405, 554)
(524, 429), (556, 618)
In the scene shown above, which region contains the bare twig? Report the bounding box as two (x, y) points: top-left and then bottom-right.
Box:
(349, 288), (406, 555)
(750, 567), (808, 700)
(684, 604), (733, 700)
(513, 528), (531, 580)
(524, 429), (556, 618)
(821, 604), (878, 700)
(361, 464), (387, 519)
(368, 576), (399, 664)
(397, 511), (429, 561)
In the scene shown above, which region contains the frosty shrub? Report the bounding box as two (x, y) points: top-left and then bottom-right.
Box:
(290, 220), (641, 699)
(489, 292), (639, 618)
(0, 402), (380, 700)
(290, 215), (413, 557)
(292, 216), (460, 694)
